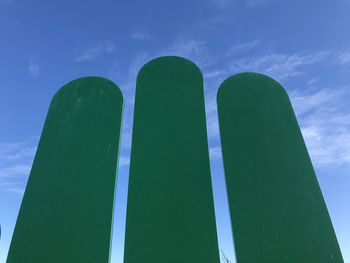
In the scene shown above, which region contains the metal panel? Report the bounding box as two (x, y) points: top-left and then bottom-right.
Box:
(217, 73), (343, 262)
(7, 77), (123, 263)
(124, 56), (220, 263)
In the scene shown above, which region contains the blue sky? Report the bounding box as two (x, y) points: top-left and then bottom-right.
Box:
(1, 0), (350, 262)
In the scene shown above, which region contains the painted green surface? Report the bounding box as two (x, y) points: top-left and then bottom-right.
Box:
(217, 73), (343, 262)
(124, 56), (220, 263)
(7, 77), (123, 263)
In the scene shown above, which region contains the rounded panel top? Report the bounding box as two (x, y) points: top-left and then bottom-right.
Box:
(137, 56), (203, 83)
(52, 76), (123, 105)
(217, 72), (288, 104)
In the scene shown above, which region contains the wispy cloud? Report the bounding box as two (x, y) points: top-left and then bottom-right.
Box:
(307, 77), (320, 86)
(0, 144), (36, 162)
(75, 40), (115, 62)
(0, 164), (32, 180)
(210, 0), (273, 9)
(291, 87), (350, 167)
(29, 59), (39, 77)
(131, 32), (150, 41)
(161, 39), (210, 68)
(226, 40), (260, 55)
(0, 141), (37, 194)
(205, 92), (221, 138)
(209, 146), (222, 160)
(244, 0), (273, 7)
(337, 51), (350, 65)
(229, 51), (329, 80)
(210, 0), (235, 9)
(204, 70), (227, 79)
(119, 156), (130, 167)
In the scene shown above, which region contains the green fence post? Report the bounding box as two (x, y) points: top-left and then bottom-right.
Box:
(7, 77), (123, 263)
(217, 72), (343, 262)
(123, 56), (220, 263)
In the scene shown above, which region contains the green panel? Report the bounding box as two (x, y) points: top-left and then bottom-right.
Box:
(217, 73), (343, 262)
(7, 77), (123, 263)
(124, 56), (220, 263)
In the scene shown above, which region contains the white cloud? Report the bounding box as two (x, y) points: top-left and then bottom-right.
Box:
(226, 40), (260, 56)
(244, 0), (273, 7)
(210, 0), (235, 8)
(210, 0), (273, 9)
(161, 39), (210, 68)
(291, 87), (348, 116)
(0, 141), (36, 194)
(0, 164), (32, 179)
(75, 40), (115, 62)
(131, 32), (150, 41)
(307, 77), (319, 86)
(230, 51), (329, 80)
(119, 156), (130, 167)
(204, 70), (226, 79)
(337, 51), (350, 65)
(290, 87), (350, 167)
(205, 92), (221, 138)
(0, 142), (35, 161)
(209, 146), (222, 160)
(207, 115), (220, 138)
(29, 60), (39, 77)
(3, 145), (36, 161)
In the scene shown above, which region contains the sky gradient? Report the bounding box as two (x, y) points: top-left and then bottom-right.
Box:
(1, 0), (350, 262)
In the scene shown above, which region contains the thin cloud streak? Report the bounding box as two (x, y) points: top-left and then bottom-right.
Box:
(244, 0), (273, 7)
(160, 39), (211, 68)
(337, 51), (350, 65)
(210, 0), (235, 9)
(226, 40), (261, 56)
(131, 32), (151, 41)
(291, 87), (350, 167)
(210, 0), (274, 9)
(0, 141), (37, 194)
(119, 156), (130, 167)
(75, 40), (115, 62)
(29, 60), (39, 77)
(229, 51), (329, 80)
(209, 146), (222, 160)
